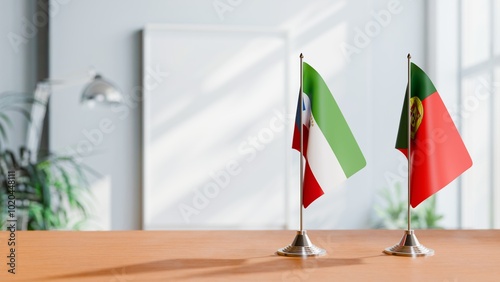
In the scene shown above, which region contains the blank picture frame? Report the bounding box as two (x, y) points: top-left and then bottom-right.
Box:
(142, 24), (291, 229)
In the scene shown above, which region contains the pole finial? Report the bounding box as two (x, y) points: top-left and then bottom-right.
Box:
(407, 53), (411, 60)
(300, 53), (304, 59)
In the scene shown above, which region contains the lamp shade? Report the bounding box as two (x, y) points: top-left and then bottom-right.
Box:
(81, 74), (122, 105)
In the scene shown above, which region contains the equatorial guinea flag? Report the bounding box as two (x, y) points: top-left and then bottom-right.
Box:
(292, 62), (366, 208)
(396, 62), (472, 208)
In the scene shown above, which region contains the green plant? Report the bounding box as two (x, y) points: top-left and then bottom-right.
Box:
(0, 148), (94, 230)
(0, 92), (94, 230)
(373, 182), (444, 229)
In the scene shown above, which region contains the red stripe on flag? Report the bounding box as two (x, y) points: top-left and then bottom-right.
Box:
(409, 92), (472, 207)
(292, 124), (309, 155)
(292, 124), (324, 207)
(303, 161), (325, 208)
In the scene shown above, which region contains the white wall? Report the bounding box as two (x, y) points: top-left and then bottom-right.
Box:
(429, 0), (500, 230)
(0, 0), (38, 150)
(49, 0), (426, 230)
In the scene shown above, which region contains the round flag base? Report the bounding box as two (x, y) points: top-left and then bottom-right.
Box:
(277, 230), (326, 257)
(383, 230), (434, 257)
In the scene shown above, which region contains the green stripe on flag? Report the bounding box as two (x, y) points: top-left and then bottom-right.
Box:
(395, 63), (438, 149)
(411, 63), (437, 100)
(395, 88), (410, 149)
(302, 62), (366, 177)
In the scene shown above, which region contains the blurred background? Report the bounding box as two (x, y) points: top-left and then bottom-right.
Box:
(0, 0), (498, 230)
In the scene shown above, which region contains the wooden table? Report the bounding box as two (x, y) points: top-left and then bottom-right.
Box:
(0, 230), (499, 281)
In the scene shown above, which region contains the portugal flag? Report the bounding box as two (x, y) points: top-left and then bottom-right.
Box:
(396, 62), (472, 208)
(292, 62), (366, 208)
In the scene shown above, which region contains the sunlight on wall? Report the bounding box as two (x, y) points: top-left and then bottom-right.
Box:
(202, 35), (287, 93)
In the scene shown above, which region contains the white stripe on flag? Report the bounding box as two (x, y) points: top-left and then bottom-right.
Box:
(307, 115), (347, 189)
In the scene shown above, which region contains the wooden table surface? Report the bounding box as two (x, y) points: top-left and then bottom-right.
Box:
(0, 230), (499, 281)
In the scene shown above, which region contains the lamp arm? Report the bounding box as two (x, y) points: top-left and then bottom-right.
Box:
(25, 69), (121, 160)
(25, 82), (51, 162)
(25, 68), (96, 161)
(43, 68), (97, 90)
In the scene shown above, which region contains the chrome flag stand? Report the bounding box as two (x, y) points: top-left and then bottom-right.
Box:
(277, 53), (325, 257)
(277, 230), (326, 257)
(384, 230), (434, 257)
(383, 54), (434, 257)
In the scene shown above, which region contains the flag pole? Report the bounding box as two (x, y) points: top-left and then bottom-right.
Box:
(383, 53), (434, 257)
(407, 53), (412, 233)
(299, 53), (304, 232)
(277, 53), (325, 257)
